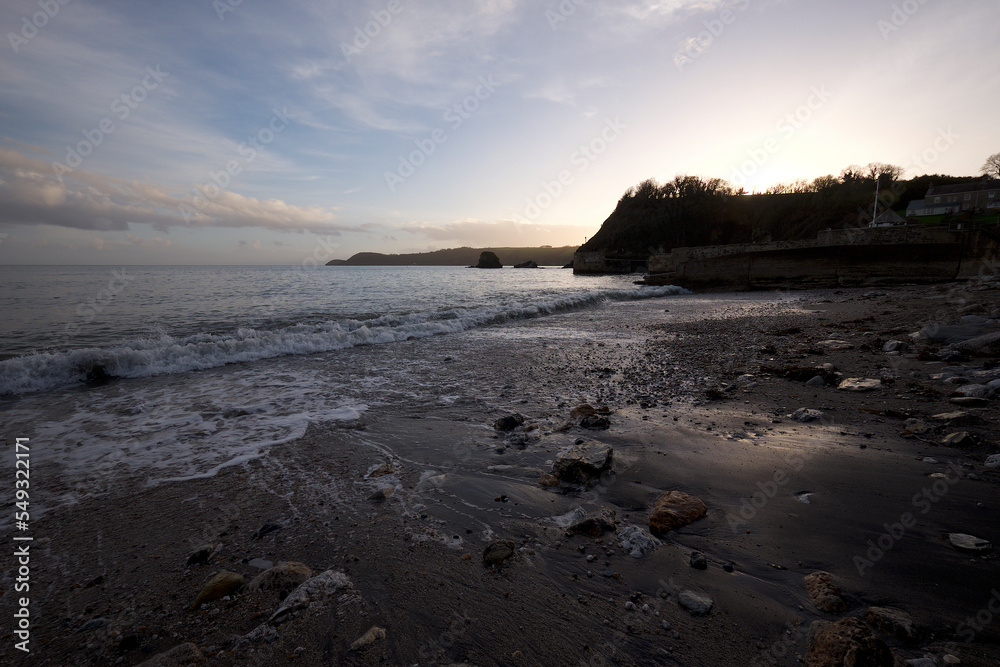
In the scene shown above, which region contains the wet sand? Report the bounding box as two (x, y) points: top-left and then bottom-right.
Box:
(6, 284), (1000, 666)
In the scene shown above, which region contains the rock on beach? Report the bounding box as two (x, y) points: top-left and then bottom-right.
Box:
(247, 562), (313, 593)
(805, 618), (893, 667)
(803, 571), (846, 613)
(677, 590), (713, 615)
(551, 438), (613, 484)
(191, 571), (244, 610)
(648, 490), (707, 536)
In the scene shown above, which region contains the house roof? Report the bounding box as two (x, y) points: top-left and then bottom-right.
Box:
(906, 199), (925, 210)
(873, 210), (906, 224)
(926, 179), (1000, 197)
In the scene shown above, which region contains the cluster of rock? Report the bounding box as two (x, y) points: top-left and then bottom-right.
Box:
(132, 542), (386, 665)
(799, 570), (966, 666)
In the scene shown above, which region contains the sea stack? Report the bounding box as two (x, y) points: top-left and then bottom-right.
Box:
(473, 251), (502, 269)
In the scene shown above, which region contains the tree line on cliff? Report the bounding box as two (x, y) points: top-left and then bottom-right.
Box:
(579, 164), (988, 257)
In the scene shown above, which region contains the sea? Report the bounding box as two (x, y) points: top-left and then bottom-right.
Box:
(0, 265), (686, 522)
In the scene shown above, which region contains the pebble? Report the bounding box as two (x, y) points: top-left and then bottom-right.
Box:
(586, 554), (595, 562)
(625, 601), (637, 611)
(985, 454), (1000, 468)
(186, 544), (216, 567)
(617, 524), (661, 558)
(942, 432), (975, 447)
(948, 533), (992, 553)
(689, 552), (708, 570)
(788, 408), (824, 422)
(349, 625), (386, 651)
(483, 540), (516, 567)
(837, 378), (881, 392)
(251, 521), (283, 540)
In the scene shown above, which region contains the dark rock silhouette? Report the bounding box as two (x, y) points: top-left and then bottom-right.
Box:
(471, 251), (502, 269)
(513, 260), (539, 268)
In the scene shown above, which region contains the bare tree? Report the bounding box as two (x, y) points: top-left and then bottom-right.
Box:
(812, 175), (839, 190)
(863, 162), (903, 183)
(982, 152), (1000, 179)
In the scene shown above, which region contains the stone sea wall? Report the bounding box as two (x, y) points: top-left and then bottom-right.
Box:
(632, 226), (1000, 289)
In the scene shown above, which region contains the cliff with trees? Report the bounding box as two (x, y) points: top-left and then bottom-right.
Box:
(575, 163), (989, 274)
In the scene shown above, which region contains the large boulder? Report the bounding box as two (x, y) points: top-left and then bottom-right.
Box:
(804, 571), (846, 613)
(648, 490), (707, 536)
(551, 439), (613, 485)
(865, 606), (917, 642)
(805, 618), (893, 667)
(472, 251), (502, 269)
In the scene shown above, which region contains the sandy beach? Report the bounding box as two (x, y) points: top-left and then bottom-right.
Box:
(6, 282), (1000, 667)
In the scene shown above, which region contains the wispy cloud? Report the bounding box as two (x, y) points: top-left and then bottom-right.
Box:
(0, 147), (347, 235)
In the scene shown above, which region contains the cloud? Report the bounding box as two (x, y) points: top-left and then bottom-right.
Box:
(126, 232), (171, 249)
(0, 147), (351, 235)
(285, 1), (524, 131)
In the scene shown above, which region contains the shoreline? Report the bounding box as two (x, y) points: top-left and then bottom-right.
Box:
(5, 283), (1000, 666)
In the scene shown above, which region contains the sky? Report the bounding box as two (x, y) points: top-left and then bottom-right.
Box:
(0, 0), (997, 265)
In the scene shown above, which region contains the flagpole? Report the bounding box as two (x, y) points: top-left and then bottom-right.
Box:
(872, 176), (880, 225)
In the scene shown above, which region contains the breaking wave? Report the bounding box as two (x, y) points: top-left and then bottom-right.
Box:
(0, 285), (687, 395)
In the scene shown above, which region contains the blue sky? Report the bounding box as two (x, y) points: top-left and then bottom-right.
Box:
(0, 0), (997, 264)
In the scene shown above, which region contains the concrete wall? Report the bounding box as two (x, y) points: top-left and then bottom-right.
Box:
(574, 251), (648, 274)
(643, 226), (998, 289)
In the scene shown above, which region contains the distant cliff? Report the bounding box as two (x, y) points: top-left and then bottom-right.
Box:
(327, 246), (577, 267)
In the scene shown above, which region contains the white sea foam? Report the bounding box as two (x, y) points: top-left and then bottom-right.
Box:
(0, 362), (368, 526)
(0, 285), (687, 395)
